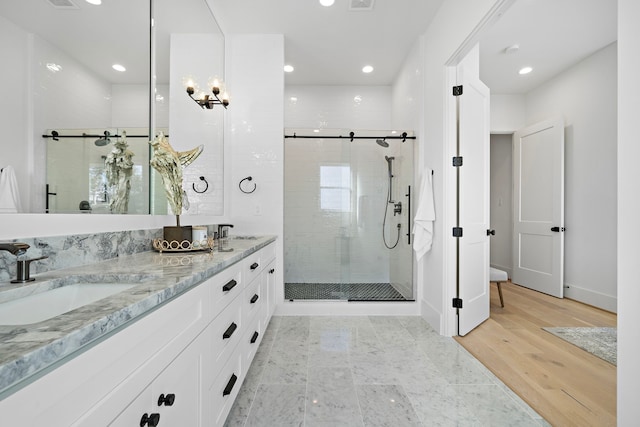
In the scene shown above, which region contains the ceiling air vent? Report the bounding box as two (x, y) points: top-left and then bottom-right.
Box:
(349, 0), (375, 11)
(46, 0), (79, 10)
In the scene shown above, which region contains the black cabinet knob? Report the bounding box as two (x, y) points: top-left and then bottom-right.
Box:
(250, 262), (259, 270)
(140, 413), (160, 427)
(250, 294), (259, 304)
(157, 393), (175, 406)
(486, 229), (496, 236)
(250, 331), (259, 344)
(269, 268), (275, 274)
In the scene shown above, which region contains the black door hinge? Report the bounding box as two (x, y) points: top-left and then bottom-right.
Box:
(452, 227), (463, 237)
(453, 85), (463, 96)
(452, 298), (463, 308)
(452, 156), (463, 167)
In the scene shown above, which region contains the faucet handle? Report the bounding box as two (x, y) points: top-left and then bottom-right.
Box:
(11, 256), (48, 284)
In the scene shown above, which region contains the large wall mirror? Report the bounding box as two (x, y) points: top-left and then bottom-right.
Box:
(0, 0), (224, 215)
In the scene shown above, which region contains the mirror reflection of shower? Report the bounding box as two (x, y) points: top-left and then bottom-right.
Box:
(382, 153), (402, 249)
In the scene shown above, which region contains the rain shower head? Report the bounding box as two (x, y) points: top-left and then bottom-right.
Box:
(94, 131), (111, 146)
(376, 138), (389, 148)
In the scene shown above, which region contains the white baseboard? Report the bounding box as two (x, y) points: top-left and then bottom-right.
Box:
(564, 284), (617, 313)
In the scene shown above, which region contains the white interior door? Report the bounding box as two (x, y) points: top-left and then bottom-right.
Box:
(457, 58), (491, 336)
(512, 117), (564, 297)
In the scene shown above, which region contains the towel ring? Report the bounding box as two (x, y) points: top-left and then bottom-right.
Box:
(192, 176), (208, 193)
(239, 176), (256, 194)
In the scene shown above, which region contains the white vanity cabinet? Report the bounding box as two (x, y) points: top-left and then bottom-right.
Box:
(0, 242), (276, 427)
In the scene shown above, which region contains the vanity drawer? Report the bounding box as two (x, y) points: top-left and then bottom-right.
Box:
(242, 250), (263, 284)
(242, 274), (262, 326)
(242, 315), (263, 368)
(209, 262), (243, 317)
(206, 293), (243, 380)
(206, 351), (243, 427)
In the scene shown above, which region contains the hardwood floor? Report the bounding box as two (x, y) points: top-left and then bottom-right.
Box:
(455, 281), (617, 427)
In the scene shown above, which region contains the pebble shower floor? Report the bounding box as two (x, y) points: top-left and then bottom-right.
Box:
(284, 283), (408, 301)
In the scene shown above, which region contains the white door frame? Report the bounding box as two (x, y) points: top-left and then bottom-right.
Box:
(442, 0), (516, 336)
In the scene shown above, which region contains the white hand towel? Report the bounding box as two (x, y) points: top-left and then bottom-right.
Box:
(0, 165), (22, 213)
(412, 170), (435, 260)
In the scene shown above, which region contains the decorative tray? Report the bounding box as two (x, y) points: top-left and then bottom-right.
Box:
(152, 237), (215, 253)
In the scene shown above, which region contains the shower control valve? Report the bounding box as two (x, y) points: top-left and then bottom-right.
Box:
(393, 202), (402, 216)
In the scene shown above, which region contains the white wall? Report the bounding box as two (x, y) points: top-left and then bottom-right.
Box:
(618, 0), (640, 422)
(490, 94), (525, 133)
(225, 34), (285, 304)
(525, 42), (617, 312)
(284, 86), (391, 130)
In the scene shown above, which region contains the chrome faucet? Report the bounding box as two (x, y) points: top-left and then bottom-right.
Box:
(0, 242), (30, 256)
(0, 242), (48, 283)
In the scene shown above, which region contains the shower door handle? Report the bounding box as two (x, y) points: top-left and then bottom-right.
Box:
(406, 185), (411, 245)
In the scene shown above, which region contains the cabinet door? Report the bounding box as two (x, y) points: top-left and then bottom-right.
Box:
(261, 259), (276, 328)
(108, 338), (202, 427)
(151, 338), (202, 427)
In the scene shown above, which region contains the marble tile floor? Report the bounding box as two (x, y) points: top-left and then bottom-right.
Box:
(224, 316), (550, 427)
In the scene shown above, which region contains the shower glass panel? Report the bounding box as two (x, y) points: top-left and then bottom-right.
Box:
(45, 128), (156, 214)
(284, 129), (414, 301)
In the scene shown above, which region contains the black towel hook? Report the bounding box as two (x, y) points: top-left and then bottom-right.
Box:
(192, 176), (208, 193)
(239, 176), (257, 194)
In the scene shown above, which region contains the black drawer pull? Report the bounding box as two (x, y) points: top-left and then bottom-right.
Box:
(157, 393), (175, 406)
(250, 294), (259, 304)
(223, 373), (238, 396)
(223, 322), (238, 339)
(222, 279), (237, 292)
(251, 331), (259, 344)
(269, 268), (275, 274)
(140, 413), (160, 427)
(250, 262), (259, 270)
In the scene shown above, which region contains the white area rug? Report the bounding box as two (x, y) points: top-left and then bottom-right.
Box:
(542, 326), (617, 365)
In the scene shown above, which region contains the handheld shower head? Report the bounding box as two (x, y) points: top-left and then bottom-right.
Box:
(376, 139), (389, 148)
(385, 156), (395, 178)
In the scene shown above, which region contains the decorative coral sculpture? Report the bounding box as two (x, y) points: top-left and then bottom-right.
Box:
(149, 132), (203, 224)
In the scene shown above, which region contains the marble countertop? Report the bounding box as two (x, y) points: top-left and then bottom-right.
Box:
(0, 235), (276, 398)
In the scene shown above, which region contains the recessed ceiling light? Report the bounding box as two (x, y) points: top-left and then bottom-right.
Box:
(284, 65), (294, 73)
(519, 66), (533, 75)
(319, 0), (335, 6)
(112, 64), (126, 72)
(362, 65), (374, 73)
(85, 0), (101, 5)
(290, 96), (298, 102)
(313, 129), (320, 133)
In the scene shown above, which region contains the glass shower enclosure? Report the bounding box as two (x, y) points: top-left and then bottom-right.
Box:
(284, 129), (415, 301)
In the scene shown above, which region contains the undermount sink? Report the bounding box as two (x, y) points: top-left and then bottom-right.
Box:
(0, 281), (138, 326)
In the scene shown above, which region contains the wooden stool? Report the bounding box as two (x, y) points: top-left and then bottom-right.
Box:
(490, 267), (507, 307)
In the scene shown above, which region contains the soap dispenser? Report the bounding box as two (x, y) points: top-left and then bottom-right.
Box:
(217, 224), (234, 252)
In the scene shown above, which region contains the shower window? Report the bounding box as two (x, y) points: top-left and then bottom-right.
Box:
(320, 165), (352, 212)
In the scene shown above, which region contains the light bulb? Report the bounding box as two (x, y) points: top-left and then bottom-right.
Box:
(207, 76), (221, 95)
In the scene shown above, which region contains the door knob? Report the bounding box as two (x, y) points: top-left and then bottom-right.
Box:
(486, 229), (495, 236)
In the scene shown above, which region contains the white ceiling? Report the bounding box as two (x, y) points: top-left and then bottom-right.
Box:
(211, 0), (617, 93)
(0, 0), (617, 94)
